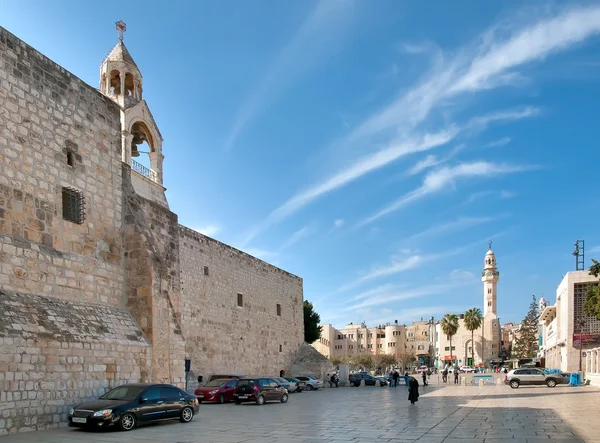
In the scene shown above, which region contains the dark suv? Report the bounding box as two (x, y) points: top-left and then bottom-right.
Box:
(233, 378), (289, 405)
(349, 372), (387, 387)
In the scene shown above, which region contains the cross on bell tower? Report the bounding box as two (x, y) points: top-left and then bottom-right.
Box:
(116, 20), (126, 42)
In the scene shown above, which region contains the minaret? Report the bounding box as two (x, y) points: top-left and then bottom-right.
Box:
(482, 240), (499, 318)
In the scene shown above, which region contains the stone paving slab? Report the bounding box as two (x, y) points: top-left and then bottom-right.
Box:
(1, 384), (599, 442)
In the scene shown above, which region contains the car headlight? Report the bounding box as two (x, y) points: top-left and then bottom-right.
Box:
(208, 390), (219, 395)
(69, 408), (74, 415)
(92, 409), (112, 417)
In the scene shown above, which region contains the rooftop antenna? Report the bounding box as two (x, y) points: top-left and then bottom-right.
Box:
(573, 240), (585, 271)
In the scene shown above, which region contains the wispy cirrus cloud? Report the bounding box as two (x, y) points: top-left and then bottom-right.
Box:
(408, 155), (442, 175)
(464, 189), (517, 205)
(223, 0), (356, 152)
(244, 5), (600, 245)
(359, 161), (534, 227)
(484, 137), (512, 149)
(336, 232), (508, 294)
(241, 129), (457, 245)
(406, 215), (505, 242)
(280, 224), (315, 251)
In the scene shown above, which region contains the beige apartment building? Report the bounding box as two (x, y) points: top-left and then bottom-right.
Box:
(314, 321), (407, 358)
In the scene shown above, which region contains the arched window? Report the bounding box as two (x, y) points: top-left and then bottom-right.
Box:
(125, 73), (135, 97)
(110, 70), (121, 95)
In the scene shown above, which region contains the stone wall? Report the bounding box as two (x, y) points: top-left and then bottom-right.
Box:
(0, 27), (125, 308)
(122, 166), (186, 385)
(178, 226), (304, 380)
(0, 291), (150, 435)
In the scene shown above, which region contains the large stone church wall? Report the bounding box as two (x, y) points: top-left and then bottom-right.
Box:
(0, 27), (125, 308)
(0, 291), (150, 435)
(122, 168), (186, 385)
(178, 226), (304, 379)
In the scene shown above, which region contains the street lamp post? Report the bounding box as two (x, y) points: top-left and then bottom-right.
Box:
(577, 318), (586, 372)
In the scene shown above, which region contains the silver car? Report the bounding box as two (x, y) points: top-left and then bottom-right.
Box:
(505, 368), (565, 388)
(275, 377), (298, 393)
(295, 376), (323, 390)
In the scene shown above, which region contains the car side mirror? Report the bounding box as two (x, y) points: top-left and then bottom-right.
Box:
(140, 397), (148, 403)
(197, 376), (203, 383)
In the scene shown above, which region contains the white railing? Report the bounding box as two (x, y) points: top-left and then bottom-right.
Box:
(131, 159), (158, 182)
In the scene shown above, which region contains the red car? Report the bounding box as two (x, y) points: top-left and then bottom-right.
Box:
(194, 378), (238, 404)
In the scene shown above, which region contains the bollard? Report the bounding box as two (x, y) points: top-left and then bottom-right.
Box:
(478, 379), (484, 387)
(496, 378), (503, 386)
(462, 377), (467, 386)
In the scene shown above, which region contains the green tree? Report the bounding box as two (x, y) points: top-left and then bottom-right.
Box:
(441, 314), (460, 365)
(512, 295), (540, 358)
(394, 350), (416, 371)
(329, 356), (347, 367)
(303, 300), (322, 343)
(584, 259), (600, 320)
(352, 354), (374, 370)
(464, 307), (483, 366)
(373, 354), (396, 372)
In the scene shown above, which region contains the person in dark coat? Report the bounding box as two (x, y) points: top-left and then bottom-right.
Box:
(392, 370), (400, 387)
(408, 376), (419, 405)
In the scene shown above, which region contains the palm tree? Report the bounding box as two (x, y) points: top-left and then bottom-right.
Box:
(463, 308), (483, 367)
(441, 314), (460, 366)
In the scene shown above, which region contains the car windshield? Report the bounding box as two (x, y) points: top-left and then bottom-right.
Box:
(100, 386), (144, 401)
(204, 379), (228, 387)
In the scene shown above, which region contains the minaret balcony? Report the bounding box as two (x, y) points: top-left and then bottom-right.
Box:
(481, 270), (500, 277)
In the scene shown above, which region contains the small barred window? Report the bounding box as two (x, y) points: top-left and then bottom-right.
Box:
(62, 187), (85, 224)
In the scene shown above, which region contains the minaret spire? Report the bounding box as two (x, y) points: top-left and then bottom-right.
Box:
(116, 20), (126, 42)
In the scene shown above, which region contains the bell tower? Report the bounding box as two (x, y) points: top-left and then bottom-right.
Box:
(100, 22), (168, 206)
(482, 241), (499, 318)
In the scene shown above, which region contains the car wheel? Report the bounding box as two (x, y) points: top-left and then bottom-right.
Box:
(235, 399), (241, 405)
(119, 412), (136, 431)
(217, 394), (225, 404)
(546, 379), (557, 388)
(306, 384), (314, 391)
(510, 380), (520, 389)
(281, 393), (288, 403)
(180, 406), (194, 423)
(255, 395), (265, 405)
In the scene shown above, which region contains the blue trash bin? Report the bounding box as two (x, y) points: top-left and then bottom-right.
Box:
(569, 373), (580, 386)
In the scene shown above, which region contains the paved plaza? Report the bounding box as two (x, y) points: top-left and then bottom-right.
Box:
(1, 383), (599, 443)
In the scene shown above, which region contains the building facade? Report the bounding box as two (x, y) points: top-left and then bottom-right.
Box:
(0, 24), (304, 434)
(540, 271), (600, 373)
(314, 322), (407, 358)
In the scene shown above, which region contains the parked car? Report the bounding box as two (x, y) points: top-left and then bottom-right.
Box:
(505, 368), (566, 388)
(275, 377), (298, 393)
(374, 376), (389, 386)
(295, 376), (323, 391)
(68, 383), (199, 431)
(194, 378), (238, 403)
(349, 373), (387, 387)
(460, 366), (477, 373)
(233, 378), (288, 405)
(207, 374), (248, 383)
(285, 377), (305, 392)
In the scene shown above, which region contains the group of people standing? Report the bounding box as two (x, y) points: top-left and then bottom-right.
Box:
(441, 367), (460, 384)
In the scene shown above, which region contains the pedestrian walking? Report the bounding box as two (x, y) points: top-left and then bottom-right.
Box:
(454, 369), (459, 384)
(408, 376), (419, 405)
(442, 368), (448, 383)
(422, 370), (428, 386)
(393, 370), (400, 387)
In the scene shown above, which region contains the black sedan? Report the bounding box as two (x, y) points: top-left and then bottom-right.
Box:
(68, 383), (199, 431)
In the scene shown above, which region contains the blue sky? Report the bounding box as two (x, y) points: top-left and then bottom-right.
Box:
(3, 1), (600, 328)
